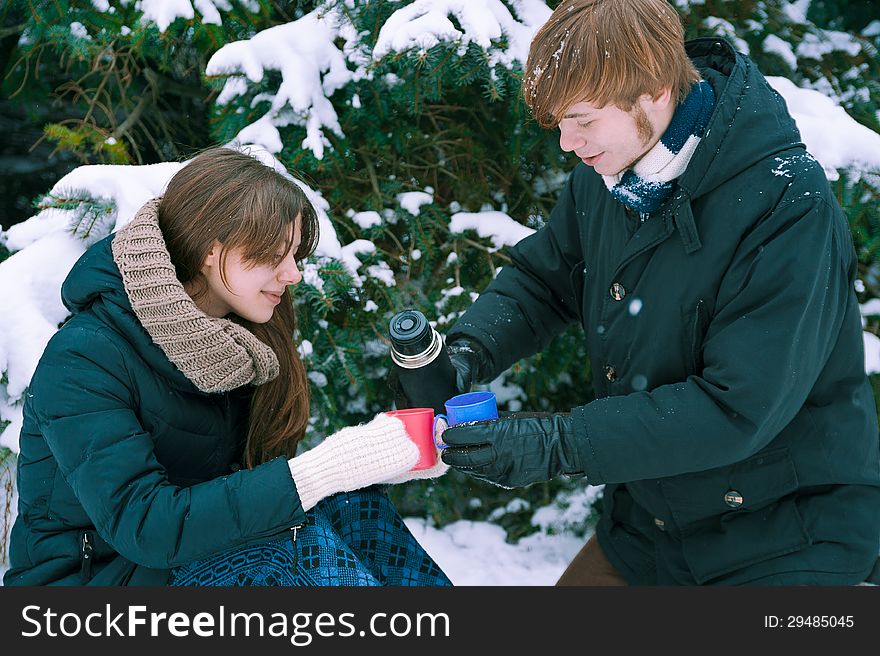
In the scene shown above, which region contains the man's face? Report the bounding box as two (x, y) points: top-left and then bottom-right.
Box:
(557, 93), (668, 176)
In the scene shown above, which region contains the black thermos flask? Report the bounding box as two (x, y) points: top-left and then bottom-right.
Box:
(389, 309), (459, 416)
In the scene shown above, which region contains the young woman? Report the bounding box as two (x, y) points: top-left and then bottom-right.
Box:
(4, 147), (450, 586)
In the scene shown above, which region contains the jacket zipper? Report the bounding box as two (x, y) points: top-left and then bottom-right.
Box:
(290, 524), (301, 574)
(80, 531), (94, 583)
(690, 299), (706, 371)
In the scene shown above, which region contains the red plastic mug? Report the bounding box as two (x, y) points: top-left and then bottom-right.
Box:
(385, 408), (438, 470)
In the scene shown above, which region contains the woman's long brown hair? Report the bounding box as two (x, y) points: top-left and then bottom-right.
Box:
(158, 147), (319, 467)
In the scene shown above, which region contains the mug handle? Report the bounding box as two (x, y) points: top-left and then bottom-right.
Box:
(433, 414), (449, 449)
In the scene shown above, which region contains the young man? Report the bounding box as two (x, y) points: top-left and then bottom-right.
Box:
(435, 0), (880, 585)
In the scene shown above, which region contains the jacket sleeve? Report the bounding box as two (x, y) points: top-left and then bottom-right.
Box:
(448, 171), (586, 376)
(31, 326), (307, 568)
(573, 196), (855, 484)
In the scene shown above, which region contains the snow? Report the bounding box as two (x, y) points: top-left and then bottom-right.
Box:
(0, 233), (83, 452)
(366, 261), (397, 287)
(137, 0), (195, 32)
(489, 375), (526, 412)
(372, 0), (551, 70)
(783, 0), (810, 23)
(864, 333), (880, 375)
(135, 0), (236, 32)
(860, 299), (880, 374)
(70, 22), (90, 40)
(398, 480), (603, 587)
(205, 1), (549, 160)
(350, 210), (382, 229)
(767, 76), (880, 180)
(397, 190), (434, 216)
(449, 210), (536, 250)
(301, 261), (326, 293)
(339, 239), (376, 282)
(192, 0), (224, 26)
(797, 30), (863, 60)
(206, 9), (352, 159)
(405, 517), (584, 585)
(763, 34), (797, 71)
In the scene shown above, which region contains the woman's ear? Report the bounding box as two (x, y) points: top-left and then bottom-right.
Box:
(201, 240), (223, 274)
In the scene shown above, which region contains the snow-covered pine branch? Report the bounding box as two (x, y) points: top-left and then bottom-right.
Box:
(135, 0), (259, 32)
(372, 0), (551, 69)
(207, 7), (355, 159)
(206, 0), (551, 159)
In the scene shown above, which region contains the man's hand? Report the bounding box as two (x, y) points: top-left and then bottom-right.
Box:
(445, 338), (492, 393)
(439, 412), (584, 488)
(387, 336), (492, 410)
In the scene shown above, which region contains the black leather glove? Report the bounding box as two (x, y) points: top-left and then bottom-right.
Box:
(446, 337), (492, 393)
(439, 412), (584, 488)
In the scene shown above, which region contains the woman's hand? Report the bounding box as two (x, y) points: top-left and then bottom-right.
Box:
(288, 413), (419, 511)
(381, 416), (450, 484)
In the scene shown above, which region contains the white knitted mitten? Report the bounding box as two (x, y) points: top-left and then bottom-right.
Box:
(381, 455), (449, 484)
(288, 413), (419, 511)
(382, 417), (450, 484)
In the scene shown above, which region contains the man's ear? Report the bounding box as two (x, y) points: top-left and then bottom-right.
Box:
(646, 86), (674, 111)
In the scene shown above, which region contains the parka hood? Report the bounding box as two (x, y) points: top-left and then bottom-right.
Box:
(681, 38), (804, 201)
(60, 234), (198, 391)
(61, 234), (130, 315)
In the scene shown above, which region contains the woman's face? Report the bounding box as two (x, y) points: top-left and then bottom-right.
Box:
(195, 220), (303, 323)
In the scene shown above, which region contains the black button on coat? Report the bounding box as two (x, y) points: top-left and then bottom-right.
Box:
(449, 39), (880, 585)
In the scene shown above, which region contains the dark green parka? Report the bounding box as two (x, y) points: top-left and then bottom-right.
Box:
(449, 39), (880, 585)
(4, 235), (306, 586)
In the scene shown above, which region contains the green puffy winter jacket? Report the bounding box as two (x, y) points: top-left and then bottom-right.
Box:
(4, 235), (305, 586)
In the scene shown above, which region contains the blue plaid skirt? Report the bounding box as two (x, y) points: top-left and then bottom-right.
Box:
(169, 486), (452, 586)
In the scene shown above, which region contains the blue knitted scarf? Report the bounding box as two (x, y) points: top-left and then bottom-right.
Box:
(603, 80), (716, 213)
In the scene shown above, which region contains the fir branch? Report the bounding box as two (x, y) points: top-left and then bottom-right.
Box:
(363, 158), (381, 200)
(112, 85), (151, 141)
(0, 22), (27, 39)
(37, 189), (117, 244)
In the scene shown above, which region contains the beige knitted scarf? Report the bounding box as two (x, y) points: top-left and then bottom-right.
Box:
(111, 198), (280, 393)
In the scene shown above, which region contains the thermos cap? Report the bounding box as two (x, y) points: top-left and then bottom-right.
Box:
(389, 310), (433, 356)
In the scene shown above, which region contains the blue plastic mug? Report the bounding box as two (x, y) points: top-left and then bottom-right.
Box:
(434, 391), (498, 448)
